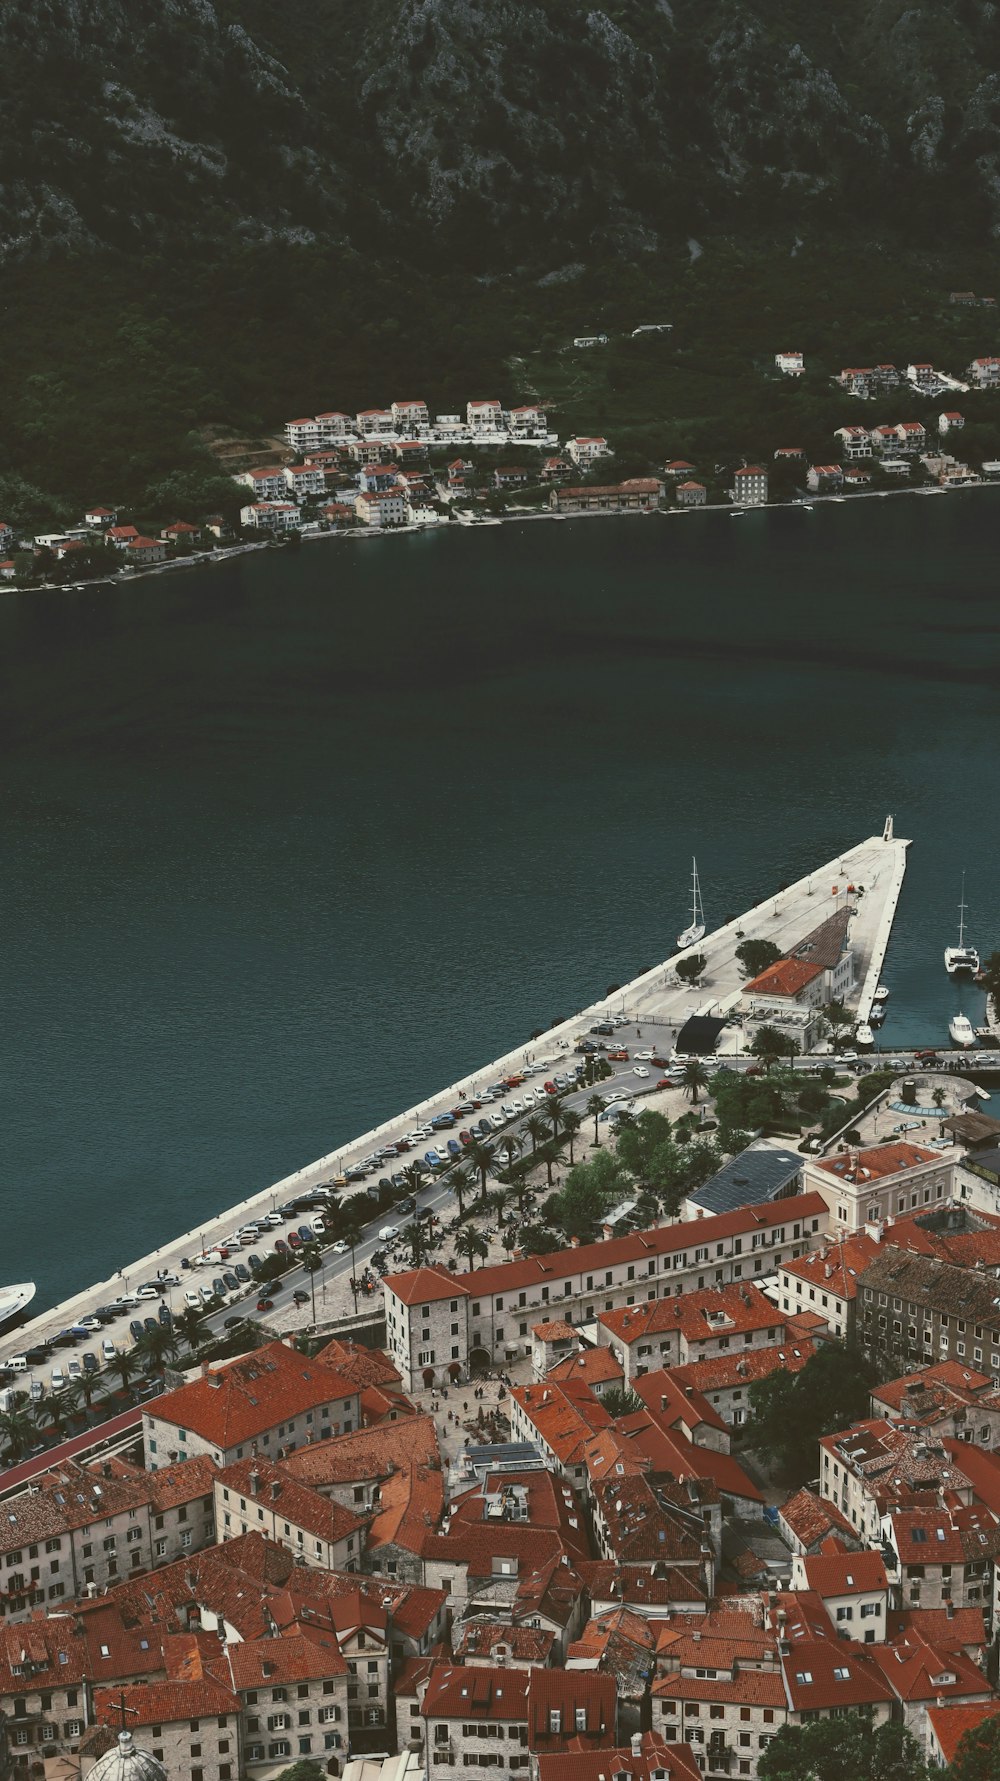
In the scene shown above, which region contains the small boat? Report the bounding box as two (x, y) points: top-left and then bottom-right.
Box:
(949, 1012), (977, 1049)
(944, 872), (980, 976)
(856, 1024), (875, 1048)
(677, 858), (706, 951)
(872, 985), (890, 1003)
(0, 1282), (36, 1332)
(869, 1004), (886, 1026)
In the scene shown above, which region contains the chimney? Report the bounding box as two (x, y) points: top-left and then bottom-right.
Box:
(630, 1732), (642, 1758)
(946, 1600), (955, 1619)
(249, 1468), (260, 1497)
(200, 1360), (212, 1379)
(270, 1480), (281, 1502)
(569, 1235), (580, 1248)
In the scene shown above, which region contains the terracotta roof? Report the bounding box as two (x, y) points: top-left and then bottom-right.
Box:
(217, 1455), (369, 1548)
(446, 1470), (589, 1560)
(654, 1669), (785, 1707)
(150, 1341), (359, 1449)
(591, 1475), (706, 1564)
(421, 1522), (570, 1581)
(779, 1638), (895, 1712)
(536, 1735), (700, 1781)
(390, 1194), (830, 1307)
(600, 1281), (780, 1347)
(816, 1142), (938, 1182)
(226, 1631), (348, 1688)
(781, 1232), (880, 1299)
(422, 1660), (531, 1719)
(109, 1452), (218, 1509)
(926, 1702), (1000, 1765)
(669, 1340), (815, 1395)
(94, 1675), (238, 1728)
(367, 1459), (445, 1551)
(533, 1319), (578, 1342)
(454, 1620), (555, 1664)
(316, 1339), (402, 1390)
(892, 1606), (987, 1650)
(547, 1347), (623, 1388)
(744, 957), (823, 996)
(383, 1265), (467, 1305)
(609, 1402), (762, 1502)
(282, 1413), (440, 1487)
(802, 1548), (887, 1595)
(513, 1378), (613, 1465)
(577, 1560), (707, 1610)
(778, 1487), (860, 1551)
(527, 1668), (618, 1751)
(867, 1632), (991, 1705)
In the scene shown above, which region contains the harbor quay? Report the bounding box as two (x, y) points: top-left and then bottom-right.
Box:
(0, 824), (913, 1378)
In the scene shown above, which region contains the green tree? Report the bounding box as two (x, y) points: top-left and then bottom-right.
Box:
(600, 1386), (645, 1417)
(750, 1026), (799, 1069)
(735, 939), (782, 978)
(747, 1345), (875, 1482)
(555, 1150), (628, 1241)
(524, 1114), (550, 1153)
(758, 1716), (927, 1781)
(615, 1109), (674, 1183)
(947, 1713), (1000, 1781)
(519, 1224), (561, 1255)
(449, 1166), (473, 1218)
(107, 1351), (138, 1396)
(675, 953), (705, 985)
(822, 999), (854, 1035)
(932, 1086), (946, 1109)
(137, 1323), (176, 1373)
(400, 1163), (424, 1200)
(400, 1221), (427, 1269)
(562, 1109), (583, 1164)
(465, 1140), (495, 1203)
(586, 1094), (606, 1146)
(176, 1305), (207, 1351)
(454, 1227), (489, 1271)
(0, 1395), (36, 1462)
(274, 1761), (326, 1781)
(35, 1391), (70, 1441)
(300, 1242), (324, 1323)
(682, 1059), (709, 1103)
(545, 1094), (567, 1141)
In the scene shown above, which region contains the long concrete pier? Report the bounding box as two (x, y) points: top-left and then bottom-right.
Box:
(0, 824), (911, 1376)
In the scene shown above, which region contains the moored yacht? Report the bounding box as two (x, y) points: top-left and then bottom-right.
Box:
(856, 1023), (875, 1048)
(677, 858), (706, 951)
(0, 1282), (36, 1332)
(949, 1012), (977, 1049)
(945, 872), (980, 976)
(872, 985), (890, 1004)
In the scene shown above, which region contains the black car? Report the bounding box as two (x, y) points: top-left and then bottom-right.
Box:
(129, 1320), (145, 1343)
(293, 1289), (309, 1305)
(211, 1279), (226, 1299)
(248, 1253), (264, 1273)
(158, 1305), (173, 1325)
(223, 1315), (244, 1329)
(143, 1316), (158, 1333)
(94, 1305), (118, 1324)
(397, 1196), (416, 1214)
(392, 1173), (407, 1190)
(223, 1273), (240, 1292)
(24, 1346), (51, 1365)
(234, 1263), (250, 1283)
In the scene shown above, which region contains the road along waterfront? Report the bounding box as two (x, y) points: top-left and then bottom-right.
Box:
(0, 826), (916, 1388)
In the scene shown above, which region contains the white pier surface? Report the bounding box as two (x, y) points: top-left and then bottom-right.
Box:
(0, 824), (909, 1370)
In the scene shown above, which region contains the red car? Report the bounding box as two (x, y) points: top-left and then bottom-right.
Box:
(256, 1297), (274, 1312)
(287, 1232), (302, 1249)
(506, 1074), (524, 1087)
(543, 1079), (558, 1095)
(608, 1049), (629, 1062)
(395, 1137), (411, 1151)
(459, 1130), (472, 1145)
(651, 1055), (670, 1069)
(274, 1238), (289, 1253)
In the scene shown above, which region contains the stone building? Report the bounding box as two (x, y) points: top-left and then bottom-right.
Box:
(805, 1144), (956, 1234)
(143, 1343), (360, 1469)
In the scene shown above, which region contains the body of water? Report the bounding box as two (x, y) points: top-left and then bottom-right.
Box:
(1, 494), (996, 1309)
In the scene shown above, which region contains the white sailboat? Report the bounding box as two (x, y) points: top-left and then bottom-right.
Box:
(949, 1012), (977, 1049)
(945, 873), (980, 976)
(677, 858), (706, 951)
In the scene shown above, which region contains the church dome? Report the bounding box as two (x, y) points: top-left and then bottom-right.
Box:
(86, 1730), (170, 1781)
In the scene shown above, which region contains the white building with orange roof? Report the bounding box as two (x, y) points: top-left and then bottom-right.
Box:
(790, 1543), (888, 1638)
(740, 955), (825, 1016)
(926, 1700), (1000, 1769)
(597, 1282), (787, 1383)
(391, 399), (429, 431)
(804, 1141), (955, 1233)
(777, 1228), (882, 1338)
(870, 1358), (1000, 1446)
(143, 1341), (361, 1469)
(566, 435), (610, 466)
(668, 1338), (816, 1429)
(546, 1344), (624, 1398)
(355, 407), (394, 436)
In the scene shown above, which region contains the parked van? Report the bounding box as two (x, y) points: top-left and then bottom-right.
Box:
(5, 1355), (28, 1374)
(0, 1387), (16, 1415)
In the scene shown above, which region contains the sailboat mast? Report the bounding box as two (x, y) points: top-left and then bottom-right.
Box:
(958, 872), (966, 949)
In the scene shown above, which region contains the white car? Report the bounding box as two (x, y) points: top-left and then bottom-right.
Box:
(184, 1289), (202, 1310)
(633, 1066), (650, 1078)
(490, 1112), (506, 1130)
(379, 1225), (399, 1242)
(634, 1049), (654, 1061)
(77, 1315), (102, 1333)
(331, 1240), (349, 1255)
(50, 1368), (67, 1392)
(603, 1091), (630, 1104)
(509, 1098), (524, 1114)
(262, 1213), (283, 1228)
(198, 1284), (216, 1305)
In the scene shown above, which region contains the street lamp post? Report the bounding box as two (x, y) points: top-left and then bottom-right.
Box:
(350, 1239), (359, 1315)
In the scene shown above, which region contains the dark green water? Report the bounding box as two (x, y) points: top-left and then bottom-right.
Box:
(1, 495), (997, 1309)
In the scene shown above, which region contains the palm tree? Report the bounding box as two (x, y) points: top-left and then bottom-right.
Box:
(501, 1224), (520, 1254)
(562, 1109), (583, 1164)
(400, 1221), (427, 1268)
(0, 1396), (35, 1462)
(35, 1391), (69, 1441)
(524, 1114), (549, 1154)
(486, 1188), (510, 1225)
(587, 1094), (606, 1147)
(137, 1324), (175, 1375)
(449, 1166), (473, 1218)
(465, 1141), (494, 1203)
(77, 1367), (101, 1414)
(454, 1227), (489, 1271)
(400, 1163), (424, 1200)
(108, 1351), (138, 1397)
(682, 1059), (709, 1104)
(60, 1377), (87, 1423)
(932, 1087), (946, 1109)
(300, 1243), (324, 1324)
(544, 1095), (566, 1140)
(176, 1306), (207, 1353)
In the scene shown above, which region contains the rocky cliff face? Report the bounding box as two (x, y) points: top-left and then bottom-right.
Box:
(1, 0), (999, 265)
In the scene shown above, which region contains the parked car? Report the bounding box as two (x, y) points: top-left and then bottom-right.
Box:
(287, 1232), (302, 1249)
(224, 1316), (244, 1329)
(447, 1138), (462, 1157)
(293, 1289), (309, 1306)
(608, 1049), (629, 1062)
(424, 1149), (443, 1168)
(247, 1254), (264, 1273)
(158, 1305), (173, 1325)
(234, 1263), (250, 1283)
(129, 1320), (145, 1343)
(379, 1225), (399, 1241)
(82, 1352), (99, 1372)
(274, 1239), (289, 1253)
(256, 1298), (275, 1312)
(184, 1289), (202, 1310)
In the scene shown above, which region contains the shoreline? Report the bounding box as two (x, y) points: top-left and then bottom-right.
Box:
(5, 476), (998, 598)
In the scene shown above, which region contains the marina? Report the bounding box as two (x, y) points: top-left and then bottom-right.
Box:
(0, 822), (924, 1380)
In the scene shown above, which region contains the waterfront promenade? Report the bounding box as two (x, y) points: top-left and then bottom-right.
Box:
(0, 824), (911, 1381)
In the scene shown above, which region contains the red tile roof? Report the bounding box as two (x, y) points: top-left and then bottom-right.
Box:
(537, 1735), (700, 1781)
(867, 1632), (991, 1705)
(781, 1232), (880, 1298)
(547, 1347), (624, 1388)
(94, 1676), (238, 1728)
(601, 1281), (780, 1347)
(226, 1631), (348, 1688)
(577, 1560), (707, 1610)
(383, 1264), (467, 1306)
(454, 1620), (555, 1664)
(802, 1548), (887, 1595)
(669, 1339), (815, 1395)
(816, 1141), (938, 1182)
(926, 1701), (1000, 1765)
(779, 1486), (860, 1551)
(526, 1668), (618, 1751)
(744, 957), (823, 996)
(512, 1378), (613, 1466)
(422, 1660), (531, 1719)
(281, 1414), (440, 1487)
(217, 1455), (369, 1548)
(150, 1341), (359, 1449)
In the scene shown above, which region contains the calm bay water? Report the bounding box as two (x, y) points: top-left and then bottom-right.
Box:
(1, 494), (998, 1309)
